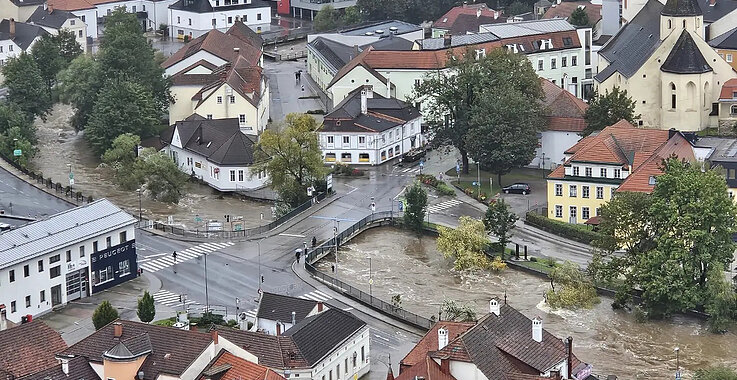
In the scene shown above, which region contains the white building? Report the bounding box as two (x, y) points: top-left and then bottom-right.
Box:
(0, 199), (137, 324)
(320, 85), (424, 165)
(27, 5), (87, 48)
(251, 291), (327, 335)
(159, 115), (267, 192)
(167, 0), (272, 40)
(0, 0), (47, 23)
(0, 19), (47, 81)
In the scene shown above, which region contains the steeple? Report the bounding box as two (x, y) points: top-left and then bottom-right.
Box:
(659, 0), (704, 40)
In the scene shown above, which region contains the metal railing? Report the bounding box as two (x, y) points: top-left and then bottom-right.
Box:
(0, 152), (94, 205)
(304, 211), (434, 331)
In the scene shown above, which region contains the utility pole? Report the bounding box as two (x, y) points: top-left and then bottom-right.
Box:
(477, 161), (481, 197)
(257, 239), (262, 292)
(204, 252), (209, 312)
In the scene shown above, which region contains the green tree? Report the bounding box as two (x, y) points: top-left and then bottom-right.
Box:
(569, 7), (590, 26)
(137, 290), (156, 323)
(437, 216), (491, 270)
(57, 54), (103, 130)
(546, 261), (600, 310)
(0, 97), (37, 167)
(594, 159), (737, 321)
(583, 87), (638, 136)
(85, 81), (159, 155)
(102, 133), (143, 189)
(92, 300), (119, 330)
(254, 113), (325, 207)
(403, 182), (427, 233)
(505, 1), (530, 16)
(483, 199), (518, 255)
(2, 52), (51, 119)
(341, 6), (363, 26)
(136, 148), (189, 203)
(695, 366), (737, 380)
(705, 266), (735, 333)
(441, 300), (477, 322)
(314, 5), (339, 32)
(31, 30), (82, 97)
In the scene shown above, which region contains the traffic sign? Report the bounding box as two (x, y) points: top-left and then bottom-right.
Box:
(69, 178), (74, 186)
(69, 172), (74, 180)
(13, 149), (21, 157)
(455, 164), (460, 173)
(369, 278), (374, 285)
(398, 200), (404, 211)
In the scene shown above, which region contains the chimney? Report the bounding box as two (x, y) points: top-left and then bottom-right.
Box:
(668, 128), (677, 139)
(0, 305), (7, 331)
(353, 44), (359, 56)
(476, 8), (482, 17)
(386, 364), (395, 380)
(437, 326), (449, 350)
(360, 87), (368, 114)
(113, 322), (123, 338)
(386, 75), (392, 98)
(567, 337), (573, 379)
(550, 370), (561, 380)
(494, 10), (499, 19)
(489, 298), (500, 316)
(443, 33), (452, 48)
(291, 311), (296, 325)
(211, 329), (219, 344)
(532, 317), (542, 343)
(276, 323), (282, 336)
(58, 356), (71, 375)
(9, 19), (16, 39)
(233, 47), (240, 53)
(440, 359), (450, 375)
(317, 301), (324, 312)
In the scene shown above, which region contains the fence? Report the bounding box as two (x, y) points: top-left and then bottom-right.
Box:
(304, 211), (434, 331)
(0, 153), (95, 206)
(140, 191), (329, 239)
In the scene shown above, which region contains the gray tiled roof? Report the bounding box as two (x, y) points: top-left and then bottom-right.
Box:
(479, 18), (574, 38)
(710, 26), (737, 49)
(308, 37), (359, 72)
(698, 0), (737, 23)
(27, 6), (77, 29)
(596, 0), (663, 81)
(256, 292), (318, 323)
(164, 116), (259, 166)
(283, 308), (366, 366)
(662, 0), (702, 16)
(0, 19), (48, 50)
(322, 87), (420, 133)
(421, 32), (500, 50)
(660, 30), (712, 73)
(0, 199), (135, 270)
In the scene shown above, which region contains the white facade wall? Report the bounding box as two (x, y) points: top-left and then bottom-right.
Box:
(530, 130), (583, 169)
(0, 224), (135, 323)
(167, 145), (267, 191)
(168, 5), (271, 39)
(68, 8), (98, 39)
(0, 39), (24, 68)
(34, 17), (87, 48)
(310, 326), (370, 380)
(95, 0), (176, 31)
(164, 51), (227, 76)
(319, 118), (423, 165)
(449, 360), (490, 380)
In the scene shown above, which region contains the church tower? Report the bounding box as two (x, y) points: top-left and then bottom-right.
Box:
(660, 0), (704, 40)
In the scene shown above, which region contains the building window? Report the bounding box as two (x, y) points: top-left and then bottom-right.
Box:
(582, 207), (590, 220)
(257, 13), (262, 20)
(207, 114), (213, 119)
(66, 250), (72, 262)
(475, 49), (486, 60)
(97, 266), (113, 283)
(648, 175), (656, 185)
(40, 290), (45, 303)
(106, 237), (112, 248)
(728, 54), (734, 63)
(555, 183), (563, 196)
(119, 260), (130, 276)
(341, 153), (352, 162)
(611, 187), (617, 197)
(238, 170), (244, 181)
(70, 20), (76, 25)
(78, 30), (83, 38)
(236, 114), (246, 124)
(132, 5), (136, 12)
(569, 184), (577, 197)
(23, 264), (29, 277)
(10, 301), (15, 313)
(50, 254), (60, 264)
(414, 79), (421, 87)
(25, 295), (31, 308)
(8, 45), (12, 52)
(38, 260), (44, 272)
(228, 16), (232, 24)
(596, 207), (601, 216)
(555, 205), (563, 218)
(585, 167), (592, 177)
(337, 364), (340, 378)
(572, 166), (579, 176)
(79, 245), (85, 257)
(538, 59), (544, 71)
(358, 136), (366, 144)
(9, 270), (15, 282)
(50, 266), (60, 279)
(670, 83), (677, 109)
(230, 170), (236, 182)
(81, 15), (85, 22)
(177, 16), (180, 24)
(93, 241), (99, 253)
(596, 186), (604, 199)
(613, 168), (621, 178)
(582, 185), (590, 198)
(243, 14), (247, 22)
(217, 96), (223, 104)
(343, 136), (350, 144)
(361, 346), (365, 362)
(562, 56), (567, 67)
(571, 55), (577, 66)
(229, 95), (236, 104)
(551, 58), (556, 69)
(600, 168), (607, 177)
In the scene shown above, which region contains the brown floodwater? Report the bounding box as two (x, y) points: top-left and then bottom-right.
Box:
(315, 227), (737, 379)
(30, 104), (275, 228)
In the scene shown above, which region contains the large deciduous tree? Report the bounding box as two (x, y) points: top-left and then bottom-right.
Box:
(583, 86), (638, 136)
(2, 52), (51, 119)
(85, 81), (159, 155)
(314, 5), (339, 32)
(57, 54), (103, 130)
(593, 159), (737, 324)
(102, 133), (143, 189)
(546, 261), (600, 310)
(437, 216), (492, 271)
(0, 103), (36, 167)
(483, 199), (518, 255)
(135, 148), (189, 203)
(403, 182), (427, 233)
(254, 113), (325, 207)
(31, 30), (82, 97)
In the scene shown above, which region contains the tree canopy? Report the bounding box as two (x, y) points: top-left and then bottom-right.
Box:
(356, 0), (458, 24)
(569, 7), (590, 26)
(136, 148), (189, 203)
(546, 261), (600, 310)
(404, 182), (427, 233)
(695, 366), (737, 380)
(0, 103), (36, 167)
(483, 199), (518, 254)
(57, 54), (103, 130)
(254, 113), (325, 207)
(314, 5), (339, 32)
(2, 52), (51, 119)
(441, 300), (477, 322)
(31, 30), (82, 97)
(92, 300), (119, 330)
(437, 216), (492, 270)
(583, 86), (638, 136)
(137, 291), (156, 323)
(592, 159), (737, 323)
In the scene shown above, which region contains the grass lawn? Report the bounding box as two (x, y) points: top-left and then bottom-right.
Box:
(444, 166), (547, 199)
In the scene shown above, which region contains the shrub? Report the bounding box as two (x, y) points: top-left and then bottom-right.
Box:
(436, 183), (455, 196)
(525, 212), (602, 244)
(529, 257), (538, 262)
(92, 300), (119, 330)
(417, 174), (440, 187)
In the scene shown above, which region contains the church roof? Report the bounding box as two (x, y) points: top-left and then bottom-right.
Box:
(660, 30), (712, 73)
(661, 0), (702, 16)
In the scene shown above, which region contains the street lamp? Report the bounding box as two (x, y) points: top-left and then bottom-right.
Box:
(257, 239), (263, 293)
(333, 219), (340, 274)
(137, 188), (143, 222)
(204, 252), (210, 312)
(67, 163), (73, 194)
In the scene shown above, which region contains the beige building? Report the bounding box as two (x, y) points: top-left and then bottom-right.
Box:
(595, 0), (737, 131)
(27, 5), (87, 48)
(0, 0), (45, 23)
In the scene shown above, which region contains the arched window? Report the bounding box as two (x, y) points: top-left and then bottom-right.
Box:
(687, 81), (696, 110)
(670, 83), (677, 109)
(731, 104), (737, 116)
(668, 19), (672, 29)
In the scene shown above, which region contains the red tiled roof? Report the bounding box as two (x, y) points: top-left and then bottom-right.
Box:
(199, 352), (285, 380)
(0, 320), (68, 378)
(617, 132), (694, 192)
(543, 1), (602, 22)
(192, 55), (263, 108)
(540, 78), (588, 132)
(400, 321), (475, 367)
(395, 357), (457, 380)
(47, 0), (94, 10)
(547, 117), (587, 132)
(434, 4), (499, 30)
(719, 78), (737, 100)
(162, 28), (262, 71)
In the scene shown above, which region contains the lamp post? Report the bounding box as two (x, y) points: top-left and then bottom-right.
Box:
(204, 252), (210, 312)
(477, 161), (481, 197)
(257, 239), (263, 292)
(67, 164), (73, 194)
(334, 219), (340, 274)
(137, 188), (143, 222)
(674, 347), (680, 372)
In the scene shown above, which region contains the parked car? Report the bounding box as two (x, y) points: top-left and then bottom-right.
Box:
(401, 149), (426, 163)
(502, 183), (531, 195)
(0, 223), (12, 231)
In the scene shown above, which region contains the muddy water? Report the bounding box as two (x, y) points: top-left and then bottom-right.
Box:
(315, 227), (737, 379)
(30, 104), (274, 228)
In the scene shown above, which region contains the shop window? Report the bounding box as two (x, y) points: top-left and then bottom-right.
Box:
(325, 153), (336, 162)
(359, 153), (370, 162)
(341, 153), (352, 162)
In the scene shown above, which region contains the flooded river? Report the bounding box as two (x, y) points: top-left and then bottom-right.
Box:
(316, 227), (737, 379)
(30, 104), (274, 228)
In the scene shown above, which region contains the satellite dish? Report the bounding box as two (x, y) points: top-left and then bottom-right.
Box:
(239, 312), (247, 320)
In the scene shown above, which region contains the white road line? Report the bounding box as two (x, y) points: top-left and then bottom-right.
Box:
(312, 290), (330, 299)
(199, 243), (221, 251)
(188, 246), (211, 254)
(158, 257), (175, 265)
(146, 261), (170, 270)
(140, 264), (160, 272)
(177, 251), (199, 259)
(211, 242), (232, 249)
(345, 184), (358, 194)
(279, 233), (306, 237)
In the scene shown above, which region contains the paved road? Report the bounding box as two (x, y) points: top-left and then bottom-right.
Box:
(0, 166), (70, 218)
(265, 59), (323, 123)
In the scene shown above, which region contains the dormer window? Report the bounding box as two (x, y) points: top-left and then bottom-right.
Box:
(572, 166), (580, 176)
(475, 49), (486, 60)
(563, 37), (572, 46)
(648, 176), (656, 185)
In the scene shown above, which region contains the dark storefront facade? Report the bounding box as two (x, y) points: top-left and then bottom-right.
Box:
(90, 240), (138, 293)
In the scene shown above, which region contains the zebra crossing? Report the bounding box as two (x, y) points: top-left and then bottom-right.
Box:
(139, 242), (235, 273)
(391, 166), (422, 176)
(152, 289), (202, 309)
(426, 199), (463, 214)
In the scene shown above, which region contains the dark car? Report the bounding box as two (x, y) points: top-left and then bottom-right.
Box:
(401, 149), (426, 163)
(502, 183), (531, 195)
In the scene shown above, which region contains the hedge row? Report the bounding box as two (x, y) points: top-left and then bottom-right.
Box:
(524, 212), (602, 245)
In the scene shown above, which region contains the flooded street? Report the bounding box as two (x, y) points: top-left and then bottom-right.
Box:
(30, 104), (275, 228)
(316, 227), (737, 379)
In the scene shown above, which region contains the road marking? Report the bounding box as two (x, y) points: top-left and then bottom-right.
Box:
(152, 290), (205, 310)
(345, 184), (358, 194)
(279, 233), (306, 238)
(143, 252), (169, 258)
(297, 290), (332, 302)
(426, 199), (463, 213)
(373, 333), (390, 341)
(139, 242), (234, 272)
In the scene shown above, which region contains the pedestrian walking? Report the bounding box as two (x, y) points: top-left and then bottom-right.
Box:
(312, 236), (317, 247)
(301, 84), (305, 92)
(172, 251), (177, 263)
(295, 248), (301, 263)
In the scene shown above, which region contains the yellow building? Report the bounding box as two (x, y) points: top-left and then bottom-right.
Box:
(546, 121), (695, 223)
